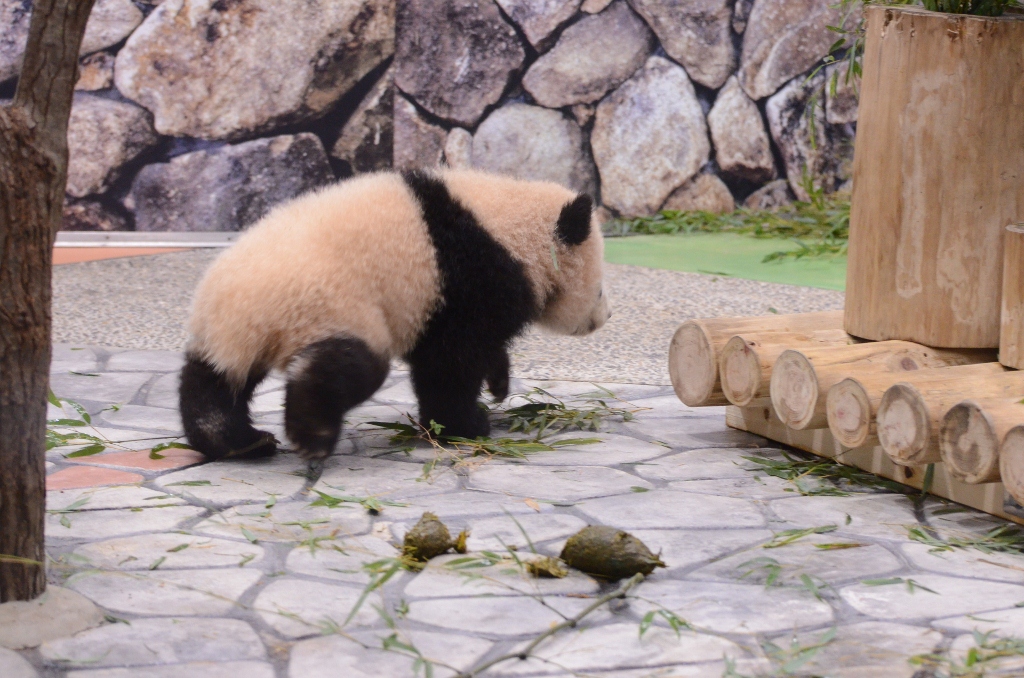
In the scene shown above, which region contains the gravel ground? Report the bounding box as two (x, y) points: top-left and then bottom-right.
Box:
(54, 249), (845, 385)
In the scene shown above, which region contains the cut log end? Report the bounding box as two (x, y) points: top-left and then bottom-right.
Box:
(669, 322), (720, 407)
(769, 350), (818, 429)
(827, 378), (872, 449)
(719, 336), (762, 406)
(939, 401), (1001, 485)
(999, 425), (1024, 506)
(877, 383), (933, 465)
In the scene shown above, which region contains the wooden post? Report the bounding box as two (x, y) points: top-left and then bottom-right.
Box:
(877, 371), (1024, 467)
(0, 0), (97, 602)
(668, 311), (843, 407)
(769, 341), (995, 430)
(1000, 225), (1024, 368)
(844, 6), (1024, 348)
(826, 362), (1008, 449)
(999, 425), (1024, 506)
(940, 397), (1024, 484)
(718, 329), (854, 407)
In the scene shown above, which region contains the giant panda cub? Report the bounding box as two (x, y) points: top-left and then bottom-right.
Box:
(179, 168), (610, 461)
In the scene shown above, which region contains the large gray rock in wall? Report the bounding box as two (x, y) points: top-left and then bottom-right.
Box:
(627, 0), (735, 89)
(591, 56), (710, 216)
(66, 93), (159, 198)
(707, 76), (777, 183)
(738, 0), (856, 101)
(1, 0), (141, 82)
(62, 200), (129, 231)
(396, 0), (524, 127)
(496, 0), (582, 49)
(470, 103), (597, 196)
(522, 1), (653, 109)
(115, 0), (394, 140)
(331, 69), (394, 175)
(825, 62), (859, 124)
(128, 133), (334, 232)
(766, 71), (854, 201)
(393, 96), (446, 170)
(662, 173), (735, 214)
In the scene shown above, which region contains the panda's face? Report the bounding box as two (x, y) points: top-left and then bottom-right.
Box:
(536, 198), (611, 336)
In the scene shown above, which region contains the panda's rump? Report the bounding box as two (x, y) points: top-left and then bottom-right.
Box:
(187, 173), (441, 383)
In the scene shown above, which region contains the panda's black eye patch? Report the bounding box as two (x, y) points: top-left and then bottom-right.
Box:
(556, 194), (593, 246)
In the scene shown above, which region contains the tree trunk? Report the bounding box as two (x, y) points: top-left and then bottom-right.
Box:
(0, 0), (96, 603)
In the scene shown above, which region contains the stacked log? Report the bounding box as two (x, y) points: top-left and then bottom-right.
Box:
(999, 426), (1024, 506)
(668, 311), (844, 407)
(875, 371), (1024, 467)
(826, 362), (1006, 449)
(768, 342), (994, 430)
(718, 330), (855, 407)
(940, 397), (1024, 484)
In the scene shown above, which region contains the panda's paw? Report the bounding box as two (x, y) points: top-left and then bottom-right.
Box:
(296, 444), (334, 462)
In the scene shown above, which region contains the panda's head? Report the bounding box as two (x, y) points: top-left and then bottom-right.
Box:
(537, 194), (611, 337)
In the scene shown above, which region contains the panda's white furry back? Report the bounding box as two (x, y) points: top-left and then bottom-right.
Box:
(180, 168), (610, 462)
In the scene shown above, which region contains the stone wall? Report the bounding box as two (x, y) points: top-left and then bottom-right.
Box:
(0, 0), (858, 231)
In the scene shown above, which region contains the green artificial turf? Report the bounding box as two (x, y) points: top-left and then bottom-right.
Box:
(604, 233), (847, 291)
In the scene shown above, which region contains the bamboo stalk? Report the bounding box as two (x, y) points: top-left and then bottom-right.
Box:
(999, 425), (1024, 506)
(826, 362), (1009, 449)
(1000, 224), (1024, 368)
(940, 397), (1024, 484)
(877, 371), (1024, 466)
(719, 329), (854, 406)
(668, 311), (844, 407)
(769, 341), (995, 431)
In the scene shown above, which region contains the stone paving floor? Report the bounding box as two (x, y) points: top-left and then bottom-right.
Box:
(3, 344), (1024, 677)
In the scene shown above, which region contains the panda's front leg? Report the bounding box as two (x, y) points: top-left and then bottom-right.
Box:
(485, 346), (510, 402)
(408, 350), (491, 440)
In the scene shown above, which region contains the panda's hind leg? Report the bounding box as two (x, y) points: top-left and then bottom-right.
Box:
(284, 336), (389, 461)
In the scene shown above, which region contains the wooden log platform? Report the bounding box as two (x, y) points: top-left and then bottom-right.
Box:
(726, 403), (1024, 527)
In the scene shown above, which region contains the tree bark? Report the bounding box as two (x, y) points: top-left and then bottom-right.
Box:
(0, 0), (96, 603)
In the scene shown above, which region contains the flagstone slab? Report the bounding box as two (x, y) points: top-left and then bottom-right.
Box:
(948, 632), (1024, 674)
(577, 490), (765, 529)
(372, 380), (417, 405)
(669, 474), (815, 500)
(249, 389), (284, 413)
(47, 506), (206, 540)
(901, 543), (1024, 584)
(106, 351), (185, 372)
(144, 373), (180, 409)
(98, 405), (183, 432)
(404, 553), (599, 598)
(406, 595), (612, 636)
(497, 623), (749, 675)
(49, 371), (152, 404)
(254, 578), (379, 636)
(380, 491), (560, 523)
(285, 535), (398, 585)
(194, 501), (372, 543)
(628, 528), (774, 573)
(40, 618), (265, 667)
(67, 568), (262, 616)
(633, 579), (834, 634)
(630, 448), (779, 482)
(0, 587), (103, 650)
(0, 648), (36, 678)
(68, 662), (276, 678)
(468, 465), (650, 502)
(73, 533), (264, 570)
(75, 447), (204, 472)
(932, 607), (1024, 635)
(313, 456), (459, 499)
(517, 434), (669, 467)
(48, 485), (182, 512)
(154, 456), (308, 506)
(841, 574), (1024, 620)
(289, 631), (493, 678)
(691, 533), (902, 586)
(771, 621), (941, 678)
(464, 512), (587, 552)
(770, 493), (922, 541)
(46, 466), (144, 491)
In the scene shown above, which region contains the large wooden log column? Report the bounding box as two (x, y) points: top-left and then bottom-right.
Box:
(844, 6), (1024, 347)
(1000, 224), (1024, 368)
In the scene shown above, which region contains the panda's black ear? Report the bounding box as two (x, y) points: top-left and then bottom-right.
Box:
(555, 195), (593, 246)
